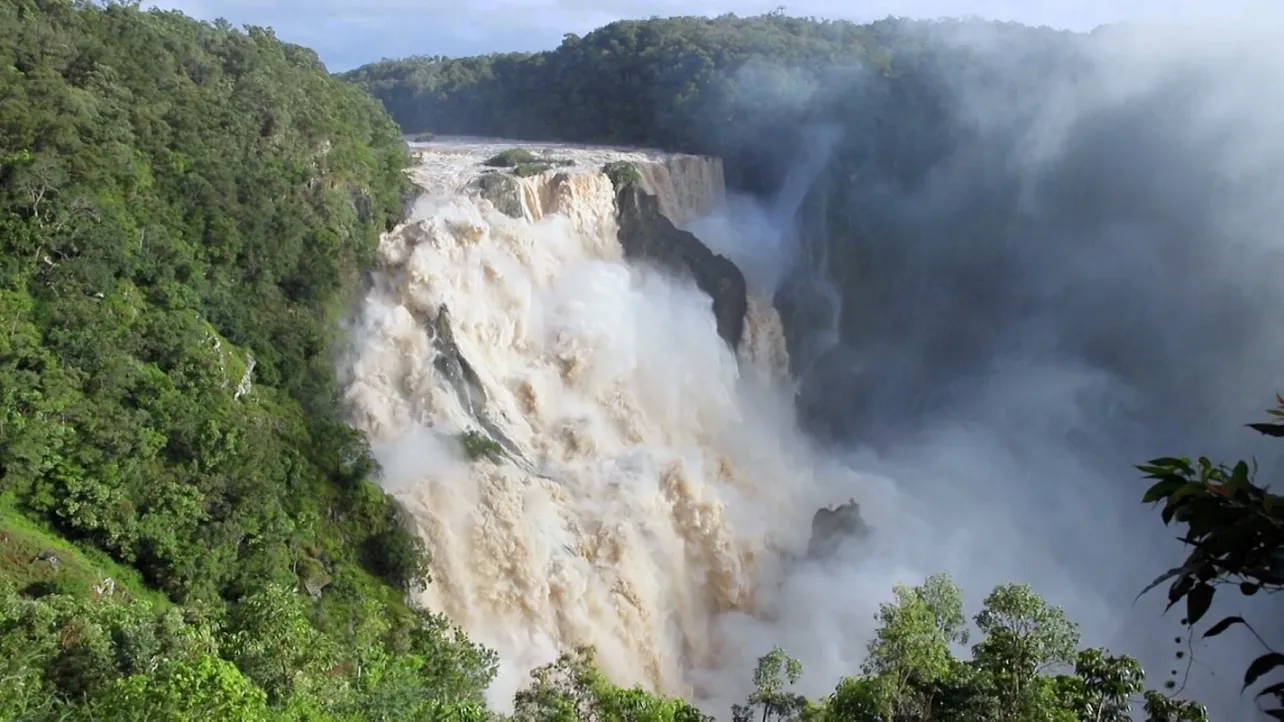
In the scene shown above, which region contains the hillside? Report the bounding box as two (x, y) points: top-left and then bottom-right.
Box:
(0, 1), (498, 718)
(339, 15), (1078, 195)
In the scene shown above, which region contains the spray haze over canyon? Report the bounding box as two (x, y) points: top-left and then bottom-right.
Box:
(751, 16), (1284, 718)
(334, 11), (1284, 722)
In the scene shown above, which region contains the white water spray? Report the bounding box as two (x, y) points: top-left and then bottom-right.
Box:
(340, 138), (866, 709)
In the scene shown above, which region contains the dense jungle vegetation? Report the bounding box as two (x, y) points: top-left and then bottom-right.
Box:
(339, 14), (1078, 195)
(0, 1), (1280, 719)
(0, 0), (500, 718)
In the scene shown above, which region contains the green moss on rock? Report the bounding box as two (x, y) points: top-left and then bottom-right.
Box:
(297, 556), (332, 599)
(483, 148), (540, 167)
(602, 160), (642, 189)
(459, 429), (503, 461)
(513, 162), (552, 177)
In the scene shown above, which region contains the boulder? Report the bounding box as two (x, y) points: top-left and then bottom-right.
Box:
(807, 498), (870, 559)
(471, 171), (524, 218)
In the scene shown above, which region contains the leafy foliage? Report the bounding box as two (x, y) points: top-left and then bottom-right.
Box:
(512, 646), (712, 722)
(505, 576), (1205, 722)
(340, 14), (901, 151)
(80, 655), (273, 721)
(810, 575), (1205, 722)
(342, 15), (1077, 196)
(0, 0), (418, 600)
(602, 161), (642, 190)
(484, 148), (542, 167)
(732, 648), (811, 722)
(0, 577), (500, 720)
(493, 577), (1209, 722)
(1138, 397), (1284, 720)
(480, 148), (572, 178)
(0, 0), (501, 718)
(459, 429), (504, 461)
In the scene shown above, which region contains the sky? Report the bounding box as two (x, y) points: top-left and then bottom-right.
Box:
(146, 0), (1261, 72)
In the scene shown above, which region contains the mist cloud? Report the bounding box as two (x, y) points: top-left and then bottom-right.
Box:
(683, 12), (1284, 720)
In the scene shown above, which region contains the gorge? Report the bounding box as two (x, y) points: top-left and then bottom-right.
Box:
(340, 103), (1280, 720)
(341, 18), (1284, 717)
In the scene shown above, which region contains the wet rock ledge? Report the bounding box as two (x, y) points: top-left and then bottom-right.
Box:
(604, 161), (748, 351)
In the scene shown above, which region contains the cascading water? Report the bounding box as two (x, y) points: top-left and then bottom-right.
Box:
(340, 138), (861, 709)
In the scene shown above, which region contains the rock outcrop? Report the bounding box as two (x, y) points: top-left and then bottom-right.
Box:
(611, 173), (748, 350)
(807, 499), (870, 559)
(427, 305), (552, 478)
(429, 305), (488, 416)
(460, 155), (748, 351)
(470, 171), (524, 218)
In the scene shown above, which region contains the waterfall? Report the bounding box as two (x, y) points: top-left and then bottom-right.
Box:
(341, 138), (845, 710)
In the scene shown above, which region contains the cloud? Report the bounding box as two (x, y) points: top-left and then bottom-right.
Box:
(147, 0), (1259, 71)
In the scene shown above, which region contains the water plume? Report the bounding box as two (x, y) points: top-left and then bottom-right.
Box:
(341, 138), (848, 710)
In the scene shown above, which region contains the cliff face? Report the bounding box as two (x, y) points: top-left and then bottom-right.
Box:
(464, 153), (749, 352)
(613, 181), (748, 350)
(471, 171), (524, 218)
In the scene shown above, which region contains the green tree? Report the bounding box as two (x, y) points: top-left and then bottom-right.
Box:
(733, 648), (811, 722)
(1065, 648), (1146, 722)
(792, 575), (1204, 721)
(512, 646), (712, 722)
(1138, 396), (1284, 720)
(971, 583), (1079, 720)
(858, 573), (968, 719)
(0, 1), (500, 717)
(225, 583), (341, 703)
